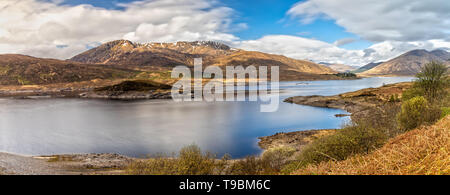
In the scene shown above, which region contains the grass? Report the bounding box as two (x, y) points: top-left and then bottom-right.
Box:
(46, 155), (74, 163)
(126, 145), (225, 175)
(125, 145), (297, 175)
(0, 65), (10, 75)
(294, 116), (450, 175)
(442, 107), (450, 118)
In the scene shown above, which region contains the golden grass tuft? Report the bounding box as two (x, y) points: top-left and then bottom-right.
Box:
(294, 116), (450, 175)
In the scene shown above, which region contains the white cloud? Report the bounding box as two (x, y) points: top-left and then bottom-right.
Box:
(263, 0), (450, 65)
(0, 0), (240, 59)
(288, 0), (450, 42)
(333, 38), (356, 46)
(237, 35), (450, 66)
(236, 35), (365, 65)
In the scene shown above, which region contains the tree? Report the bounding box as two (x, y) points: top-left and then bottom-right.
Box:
(415, 61), (448, 103)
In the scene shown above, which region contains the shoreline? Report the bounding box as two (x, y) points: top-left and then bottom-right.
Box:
(0, 75), (364, 99)
(0, 152), (134, 175)
(256, 81), (413, 153)
(0, 80), (414, 175)
(284, 81), (412, 121)
(258, 129), (337, 151)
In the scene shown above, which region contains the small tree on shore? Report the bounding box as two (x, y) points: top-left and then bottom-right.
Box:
(415, 61), (448, 103)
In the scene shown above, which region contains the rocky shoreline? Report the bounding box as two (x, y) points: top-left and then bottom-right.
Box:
(0, 153), (134, 175)
(284, 82), (412, 121)
(79, 90), (173, 100)
(257, 82), (413, 152)
(258, 129), (337, 151)
(0, 88), (174, 100)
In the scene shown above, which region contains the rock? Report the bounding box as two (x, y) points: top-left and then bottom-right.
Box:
(335, 114), (351, 117)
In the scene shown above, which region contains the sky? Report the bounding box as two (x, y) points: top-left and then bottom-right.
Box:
(0, 0), (449, 66)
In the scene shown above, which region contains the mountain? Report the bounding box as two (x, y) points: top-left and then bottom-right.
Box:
(0, 54), (136, 85)
(70, 40), (234, 68)
(352, 62), (383, 73)
(319, 62), (359, 72)
(70, 40), (337, 80)
(360, 49), (450, 76)
(430, 49), (450, 60)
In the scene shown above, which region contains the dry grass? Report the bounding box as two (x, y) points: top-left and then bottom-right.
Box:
(294, 116), (450, 175)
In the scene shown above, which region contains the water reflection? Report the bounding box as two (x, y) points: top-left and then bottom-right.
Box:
(0, 77), (413, 158)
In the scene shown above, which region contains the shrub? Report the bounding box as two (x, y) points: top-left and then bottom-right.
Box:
(291, 123), (387, 168)
(261, 146), (296, 172)
(397, 96), (441, 130)
(227, 156), (264, 175)
(334, 72), (357, 78)
(388, 94), (400, 102)
(176, 145), (218, 175)
(126, 144), (222, 175)
(126, 156), (179, 175)
(226, 146), (296, 175)
(355, 103), (402, 137)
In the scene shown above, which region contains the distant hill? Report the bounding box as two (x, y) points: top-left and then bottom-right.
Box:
(360, 49), (450, 76)
(352, 62), (383, 73)
(319, 62), (359, 72)
(0, 54), (136, 85)
(70, 40), (338, 81)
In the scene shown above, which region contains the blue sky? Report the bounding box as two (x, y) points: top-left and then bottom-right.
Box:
(2, 0), (448, 65)
(57, 0), (372, 50)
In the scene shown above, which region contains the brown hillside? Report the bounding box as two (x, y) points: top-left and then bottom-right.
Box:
(0, 54), (137, 85)
(294, 116), (450, 175)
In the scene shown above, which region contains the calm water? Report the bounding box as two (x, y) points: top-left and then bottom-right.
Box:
(0, 77), (413, 158)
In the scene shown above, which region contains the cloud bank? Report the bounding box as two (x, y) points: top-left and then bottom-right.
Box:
(0, 0), (240, 59)
(287, 0), (450, 42)
(237, 36), (450, 66)
(0, 0), (449, 66)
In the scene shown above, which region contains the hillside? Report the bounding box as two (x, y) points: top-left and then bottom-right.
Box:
(0, 54), (137, 85)
(295, 116), (450, 175)
(352, 62), (383, 73)
(360, 49), (450, 76)
(70, 40), (338, 80)
(319, 62), (359, 72)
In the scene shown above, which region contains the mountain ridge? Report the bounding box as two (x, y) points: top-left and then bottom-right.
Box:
(319, 62), (359, 72)
(360, 49), (450, 76)
(69, 40), (339, 81)
(352, 62), (383, 73)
